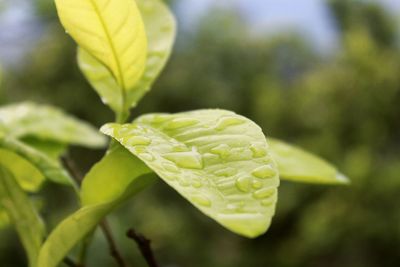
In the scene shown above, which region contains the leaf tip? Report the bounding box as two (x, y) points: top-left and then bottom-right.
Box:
(336, 172), (351, 185)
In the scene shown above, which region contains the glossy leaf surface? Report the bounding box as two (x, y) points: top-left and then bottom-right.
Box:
(0, 165), (45, 267)
(0, 102), (106, 148)
(78, 0), (176, 112)
(102, 109), (280, 237)
(37, 146), (155, 267)
(269, 138), (349, 185)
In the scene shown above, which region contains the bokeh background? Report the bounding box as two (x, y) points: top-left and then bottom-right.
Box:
(1, 0), (400, 266)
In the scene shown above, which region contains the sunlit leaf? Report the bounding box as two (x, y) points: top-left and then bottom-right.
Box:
(78, 0), (176, 112)
(37, 145), (155, 267)
(0, 102), (106, 148)
(0, 137), (76, 188)
(102, 109), (280, 238)
(0, 148), (45, 192)
(0, 165), (45, 267)
(269, 138), (349, 185)
(55, 0), (147, 112)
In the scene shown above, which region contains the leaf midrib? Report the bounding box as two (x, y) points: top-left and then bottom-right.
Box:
(89, 0), (127, 107)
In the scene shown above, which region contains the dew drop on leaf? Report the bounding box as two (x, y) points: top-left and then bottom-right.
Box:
(191, 195), (212, 207)
(235, 176), (252, 192)
(163, 150), (203, 169)
(252, 165), (276, 179)
(253, 188), (276, 200)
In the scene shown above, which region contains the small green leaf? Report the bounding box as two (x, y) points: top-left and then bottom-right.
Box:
(268, 138), (349, 185)
(0, 137), (76, 188)
(78, 0), (176, 112)
(0, 165), (45, 267)
(55, 0), (147, 113)
(0, 148), (45, 192)
(0, 102), (106, 148)
(21, 137), (67, 159)
(102, 109), (280, 238)
(37, 146), (155, 267)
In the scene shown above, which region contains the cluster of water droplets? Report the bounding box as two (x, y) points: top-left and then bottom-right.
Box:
(105, 111), (279, 217)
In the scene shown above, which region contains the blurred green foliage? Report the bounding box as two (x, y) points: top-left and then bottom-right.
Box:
(1, 0), (399, 266)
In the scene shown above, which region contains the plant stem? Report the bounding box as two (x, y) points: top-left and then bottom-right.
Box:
(100, 220), (128, 267)
(126, 229), (160, 267)
(62, 156), (129, 267)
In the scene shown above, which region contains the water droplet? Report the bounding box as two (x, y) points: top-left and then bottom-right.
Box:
(164, 118), (199, 130)
(125, 136), (151, 146)
(117, 125), (134, 135)
(172, 143), (188, 152)
(148, 114), (170, 124)
(235, 176), (252, 192)
(252, 179), (263, 189)
(163, 150), (203, 169)
(139, 153), (154, 161)
(214, 167), (237, 177)
(215, 116), (245, 131)
(133, 146), (147, 154)
(191, 195), (212, 207)
(210, 144), (231, 158)
(162, 162), (179, 173)
(253, 188), (276, 199)
(252, 165), (276, 179)
(261, 199), (275, 206)
(250, 143), (267, 158)
(192, 179), (203, 188)
(163, 174), (176, 181)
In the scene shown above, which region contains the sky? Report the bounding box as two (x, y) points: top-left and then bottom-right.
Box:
(176, 0), (400, 52)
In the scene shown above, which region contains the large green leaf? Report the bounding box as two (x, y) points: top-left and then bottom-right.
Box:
(0, 137), (76, 188)
(102, 109), (280, 238)
(269, 138), (349, 185)
(0, 165), (45, 267)
(37, 146), (155, 267)
(0, 102), (106, 148)
(0, 148), (45, 192)
(78, 0), (176, 112)
(55, 0), (147, 112)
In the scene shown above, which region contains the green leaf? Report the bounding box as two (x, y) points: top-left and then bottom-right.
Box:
(0, 137), (76, 188)
(21, 137), (67, 159)
(0, 165), (45, 267)
(0, 148), (45, 192)
(0, 102), (106, 148)
(55, 0), (147, 112)
(37, 145), (155, 267)
(101, 109), (280, 238)
(0, 205), (10, 229)
(78, 0), (176, 112)
(268, 138), (349, 185)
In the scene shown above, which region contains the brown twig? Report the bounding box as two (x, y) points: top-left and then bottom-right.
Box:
(100, 220), (128, 267)
(126, 229), (160, 267)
